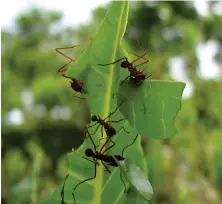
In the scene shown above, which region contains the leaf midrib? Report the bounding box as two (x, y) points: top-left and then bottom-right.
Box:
(93, 2), (127, 204)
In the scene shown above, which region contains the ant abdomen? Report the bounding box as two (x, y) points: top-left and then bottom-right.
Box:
(107, 127), (116, 137)
(130, 73), (146, 85)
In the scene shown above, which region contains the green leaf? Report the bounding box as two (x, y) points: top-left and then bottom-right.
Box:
(67, 1), (129, 115)
(117, 80), (186, 139)
(114, 157), (153, 201)
(45, 122), (147, 204)
(38, 2), (149, 204)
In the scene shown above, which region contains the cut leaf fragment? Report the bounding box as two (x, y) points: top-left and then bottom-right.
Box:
(114, 157), (153, 201)
(117, 80), (186, 139)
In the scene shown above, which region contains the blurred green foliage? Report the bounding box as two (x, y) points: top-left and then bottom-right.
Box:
(1, 1), (222, 204)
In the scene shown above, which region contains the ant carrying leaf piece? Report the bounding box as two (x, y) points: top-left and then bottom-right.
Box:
(113, 156), (153, 201)
(72, 130), (139, 204)
(98, 26), (152, 86)
(55, 40), (91, 99)
(86, 95), (130, 148)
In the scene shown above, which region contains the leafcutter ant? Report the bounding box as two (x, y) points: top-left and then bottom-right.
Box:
(87, 96), (130, 149)
(55, 40), (91, 99)
(98, 33), (151, 86)
(72, 130), (139, 203)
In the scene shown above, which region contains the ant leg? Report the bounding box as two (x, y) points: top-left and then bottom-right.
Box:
(101, 161), (111, 173)
(86, 131), (97, 152)
(131, 52), (146, 65)
(134, 59), (149, 69)
(131, 53), (149, 69)
(101, 138), (115, 154)
(73, 159), (97, 192)
(120, 76), (130, 86)
(82, 157), (100, 166)
(58, 59), (74, 74)
(98, 57), (127, 66)
(96, 125), (106, 148)
(121, 134), (139, 156)
(72, 159), (97, 204)
(109, 118), (125, 123)
(56, 45), (81, 61)
(104, 98), (127, 121)
(120, 172), (127, 194)
(56, 39), (92, 61)
(86, 122), (98, 129)
(131, 52), (149, 63)
(89, 124), (101, 136)
(116, 126), (130, 134)
(96, 138), (106, 148)
(60, 174), (69, 204)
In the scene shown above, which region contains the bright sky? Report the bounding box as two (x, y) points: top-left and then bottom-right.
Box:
(1, 0), (221, 124)
(1, 0), (110, 30)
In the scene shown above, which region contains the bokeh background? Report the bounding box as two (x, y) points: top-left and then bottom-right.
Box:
(1, 1), (222, 203)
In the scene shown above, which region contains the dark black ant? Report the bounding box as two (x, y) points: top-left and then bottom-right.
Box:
(60, 174), (69, 204)
(98, 35), (152, 85)
(72, 130), (139, 203)
(55, 42), (91, 99)
(87, 96), (130, 148)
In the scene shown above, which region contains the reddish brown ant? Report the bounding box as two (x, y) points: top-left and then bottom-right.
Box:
(98, 33), (152, 86)
(87, 95), (130, 149)
(55, 40), (91, 99)
(72, 130), (139, 203)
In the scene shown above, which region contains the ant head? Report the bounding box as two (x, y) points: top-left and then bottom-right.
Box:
(70, 81), (83, 92)
(91, 115), (98, 121)
(121, 60), (130, 68)
(85, 148), (94, 157)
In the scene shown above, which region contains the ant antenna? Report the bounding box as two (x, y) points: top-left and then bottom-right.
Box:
(61, 174), (69, 204)
(121, 134), (139, 156)
(103, 97), (127, 120)
(86, 130), (97, 152)
(98, 57), (127, 66)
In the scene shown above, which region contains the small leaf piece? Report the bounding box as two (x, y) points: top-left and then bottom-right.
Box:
(114, 157), (153, 201)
